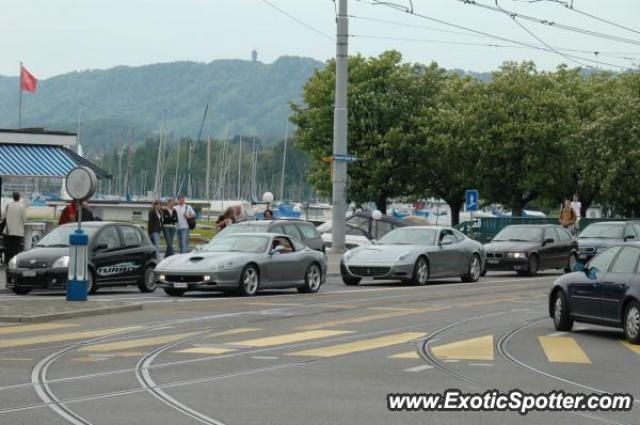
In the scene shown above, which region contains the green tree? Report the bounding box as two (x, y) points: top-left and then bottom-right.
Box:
(291, 51), (445, 212)
(475, 62), (575, 217)
(413, 74), (485, 225)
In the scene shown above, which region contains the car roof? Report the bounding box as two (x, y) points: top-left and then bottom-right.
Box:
(503, 224), (557, 228)
(391, 225), (451, 232)
(217, 232), (279, 238)
(58, 221), (126, 228)
(589, 221), (629, 226)
(234, 219), (312, 225)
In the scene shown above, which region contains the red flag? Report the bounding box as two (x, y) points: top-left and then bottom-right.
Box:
(20, 65), (38, 93)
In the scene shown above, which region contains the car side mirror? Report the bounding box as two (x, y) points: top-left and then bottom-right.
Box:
(93, 243), (108, 252)
(585, 266), (597, 280)
(624, 235), (635, 241)
(440, 238), (453, 246)
(543, 238), (554, 245)
(270, 245), (286, 255)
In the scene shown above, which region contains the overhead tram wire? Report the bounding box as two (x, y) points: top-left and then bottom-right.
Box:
(457, 0), (640, 46)
(356, 0), (633, 69)
(260, 0), (334, 41)
(349, 13), (640, 61)
(511, 0), (640, 36)
(493, 0), (592, 68)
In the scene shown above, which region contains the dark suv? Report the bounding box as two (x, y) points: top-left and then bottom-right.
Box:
(215, 220), (325, 252)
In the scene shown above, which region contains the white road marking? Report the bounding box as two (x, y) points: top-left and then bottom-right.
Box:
(404, 365), (433, 372)
(250, 356), (279, 360)
(547, 331), (568, 337)
(469, 363), (494, 367)
(443, 359), (460, 363)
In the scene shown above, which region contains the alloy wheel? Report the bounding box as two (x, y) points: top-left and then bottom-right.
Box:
(626, 306), (640, 339)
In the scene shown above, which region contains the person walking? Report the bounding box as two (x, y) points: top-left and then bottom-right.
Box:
(148, 200), (163, 259)
(3, 192), (26, 264)
(560, 199), (577, 235)
(162, 198), (178, 257)
(58, 201), (77, 225)
(173, 195), (195, 254)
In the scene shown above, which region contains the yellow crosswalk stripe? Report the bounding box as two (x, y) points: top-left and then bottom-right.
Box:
(173, 347), (236, 355)
(431, 335), (494, 361)
(389, 351), (420, 359)
(79, 327), (259, 353)
(80, 332), (199, 352)
(538, 336), (591, 364)
(288, 332), (425, 357)
(0, 326), (142, 349)
(231, 330), (352, 347)
(621, 341), (640, 356)
(0, 323), (78, 336)
(296, 307), (447, 330)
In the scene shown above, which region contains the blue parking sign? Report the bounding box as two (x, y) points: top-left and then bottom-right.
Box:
(465, 190), (478, 212)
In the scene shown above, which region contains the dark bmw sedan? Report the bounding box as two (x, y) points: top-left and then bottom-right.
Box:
(577, 221), (640, 263)
(483, 224), (577, 276)
(6, 222), (157, 295)
(549, 243), (640, 344)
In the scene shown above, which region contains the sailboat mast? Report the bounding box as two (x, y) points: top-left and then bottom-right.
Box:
(205, 136), (211, 200)
(237, 136), (242, 200)
(124, 126), (132, 198)
(173, 139), (180, 197)
(154, 110), (166, 197)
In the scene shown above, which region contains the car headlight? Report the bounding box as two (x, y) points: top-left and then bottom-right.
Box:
(507, 252), (528, 259)
(396, 251), (411, 261)
(8, 256), (17, 270)
(52, 256), (69, 268)
(212, 262), (234, 270)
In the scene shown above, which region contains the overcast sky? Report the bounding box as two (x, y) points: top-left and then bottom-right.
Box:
(1, 0), (638, 78)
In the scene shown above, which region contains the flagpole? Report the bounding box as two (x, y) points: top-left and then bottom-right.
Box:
(18, 62), (22, 128)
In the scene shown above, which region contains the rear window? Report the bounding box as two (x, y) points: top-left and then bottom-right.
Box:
(298, 223), (320, 240)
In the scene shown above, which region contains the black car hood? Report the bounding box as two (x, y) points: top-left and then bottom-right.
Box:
(484, 241), (540, 252)
(577, 238), (621, 250)
(15, 247), (69, 267)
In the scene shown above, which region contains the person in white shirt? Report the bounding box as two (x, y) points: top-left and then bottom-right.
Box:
(3, 192), (26, 263)
(173, 195), (195, 254)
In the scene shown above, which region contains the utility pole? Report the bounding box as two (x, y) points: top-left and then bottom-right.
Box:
(331, 0), (349, 252)
(280, 121), (288, 201)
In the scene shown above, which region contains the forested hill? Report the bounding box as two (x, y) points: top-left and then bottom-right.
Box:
(0, 56), (324, 154)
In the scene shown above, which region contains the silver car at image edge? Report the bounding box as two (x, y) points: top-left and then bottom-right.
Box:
(340, 226), (485, 285)
(154, 233), (327, 296)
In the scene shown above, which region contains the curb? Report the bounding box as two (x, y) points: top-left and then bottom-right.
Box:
(0, 303), (143, 323)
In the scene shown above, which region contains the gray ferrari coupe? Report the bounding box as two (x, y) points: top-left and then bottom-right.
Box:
(340, 226), (485, 285)
(155, 233), (326, 296)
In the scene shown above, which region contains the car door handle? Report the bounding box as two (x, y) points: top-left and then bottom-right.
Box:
(603, 282), (626, 288)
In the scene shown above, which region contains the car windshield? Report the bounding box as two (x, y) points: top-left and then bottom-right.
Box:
(579, 224), (624, 239)
(216, 223), (270, 237)
(35, 226), (99, 248)
(493, 226), (543, 242)
(202, 235), (269, 253)
(377, 228), (437, 245)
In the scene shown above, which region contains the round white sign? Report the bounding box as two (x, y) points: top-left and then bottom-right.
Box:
(65, 167), (97, 200)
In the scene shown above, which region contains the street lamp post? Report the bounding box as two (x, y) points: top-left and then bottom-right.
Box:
(331, 0), (349, 252)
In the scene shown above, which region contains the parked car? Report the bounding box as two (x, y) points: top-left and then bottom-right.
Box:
(549, 243), (640, 344)
(215, 220), (325, 253)
(155, 233), (326, 296)
(577, 221), (640, 263)
(340, 226), (485, 285)
(318, 210), (422, 249)
(483, 224), (577, 276)
(6, 222), (157, 295)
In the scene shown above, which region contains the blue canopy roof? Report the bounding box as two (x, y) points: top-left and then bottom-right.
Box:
(0, 144), (110, 179)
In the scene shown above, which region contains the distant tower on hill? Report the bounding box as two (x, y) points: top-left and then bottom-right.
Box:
(251, 49), (258, 63)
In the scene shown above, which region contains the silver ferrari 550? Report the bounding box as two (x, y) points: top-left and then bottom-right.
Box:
(155, 233), (327, 296)
(340, 226), (485, 285)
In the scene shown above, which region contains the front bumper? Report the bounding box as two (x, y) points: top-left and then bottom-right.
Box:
(340, 261), (413, 279)
(155, 269), (241, 291)
(484, 256), (529, 271)
(6, 268), (68, 289)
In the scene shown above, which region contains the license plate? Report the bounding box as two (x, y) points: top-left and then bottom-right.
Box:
(487, 259), (499, 264)
(173, 282), (187, 289)
(22, 270), (36, 277)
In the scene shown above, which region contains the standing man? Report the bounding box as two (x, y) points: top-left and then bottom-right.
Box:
(173, 195), (195, 254)
(3, 192), (26, 263)
(560, 199), (577, 235)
